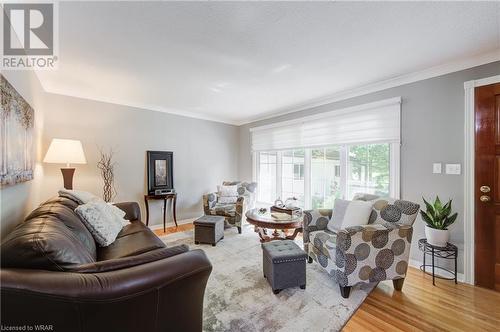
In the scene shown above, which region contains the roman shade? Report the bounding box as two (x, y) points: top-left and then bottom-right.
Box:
(250, 97), (401, 151)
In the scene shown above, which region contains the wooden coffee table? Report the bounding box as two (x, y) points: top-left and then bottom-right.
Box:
(245, 208), (303, 243)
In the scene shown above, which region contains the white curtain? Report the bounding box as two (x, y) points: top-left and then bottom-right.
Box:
(251, 97), (401, 151)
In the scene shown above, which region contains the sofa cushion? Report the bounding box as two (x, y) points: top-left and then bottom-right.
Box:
(1, 215), (96, 271)
(97, 221), (166, 261)
(25, 197), (97, 257)
(210, 203), (236, 217)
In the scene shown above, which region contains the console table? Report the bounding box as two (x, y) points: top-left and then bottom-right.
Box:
(144, 193), (178, 232)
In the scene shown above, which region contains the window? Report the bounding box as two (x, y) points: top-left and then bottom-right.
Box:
(281, 149), (305, 207)
(255, 143), (396, 208)
(251, 98), (401, 207)
(348, 144), (390, 199)
(257, 152), (277, 204)
(311, 147), (341, 209)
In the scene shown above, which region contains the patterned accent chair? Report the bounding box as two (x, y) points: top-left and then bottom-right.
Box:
(202, 181), (257, 234)
(303, 194), (420, 298)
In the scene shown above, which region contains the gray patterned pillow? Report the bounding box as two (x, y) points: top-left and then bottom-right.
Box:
(75, 200), (124, 247)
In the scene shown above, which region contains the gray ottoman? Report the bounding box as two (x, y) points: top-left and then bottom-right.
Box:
(194, 215), (225, 246)
(262, 240), (307, 294)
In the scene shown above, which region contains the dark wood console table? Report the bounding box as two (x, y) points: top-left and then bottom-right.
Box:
(144, 193), (178, 232)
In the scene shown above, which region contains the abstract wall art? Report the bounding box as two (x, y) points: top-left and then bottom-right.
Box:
(0, 74), (35, 186)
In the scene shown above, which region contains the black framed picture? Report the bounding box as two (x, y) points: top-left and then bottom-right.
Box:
(147, 151), (173, 194)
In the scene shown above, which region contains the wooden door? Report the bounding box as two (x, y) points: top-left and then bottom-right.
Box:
(475, 82), (500, 290)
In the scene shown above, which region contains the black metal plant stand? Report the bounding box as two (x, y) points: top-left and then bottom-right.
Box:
(418, 239), (458, 286)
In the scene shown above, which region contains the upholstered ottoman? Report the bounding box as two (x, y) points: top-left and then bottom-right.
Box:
(262, 240), (307, 294)
(194, 215), (224, 246)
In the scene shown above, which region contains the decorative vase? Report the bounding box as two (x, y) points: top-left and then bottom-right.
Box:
(425, 226), (449, 247)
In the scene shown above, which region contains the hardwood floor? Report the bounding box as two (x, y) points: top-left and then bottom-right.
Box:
(153, 223), (193, 236)
(344, 267), (500, 332)
(156, 224), (500, 331)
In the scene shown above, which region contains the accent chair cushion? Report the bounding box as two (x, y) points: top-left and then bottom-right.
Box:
(327, 199), (373, 232)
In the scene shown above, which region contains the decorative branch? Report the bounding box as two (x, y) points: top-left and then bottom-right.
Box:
(97, 147), (117, 202)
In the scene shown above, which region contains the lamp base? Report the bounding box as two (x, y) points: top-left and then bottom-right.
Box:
(60, 168), (75, 190)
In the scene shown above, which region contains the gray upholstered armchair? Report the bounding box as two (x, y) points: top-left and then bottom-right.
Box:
(202, 181), (257, 234)
(303, 194), (420, 298)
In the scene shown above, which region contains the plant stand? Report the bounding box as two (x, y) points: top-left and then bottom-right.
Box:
(418, 238), (458, 286)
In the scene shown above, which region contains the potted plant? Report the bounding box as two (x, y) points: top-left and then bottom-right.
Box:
(420, 196), (458, 247)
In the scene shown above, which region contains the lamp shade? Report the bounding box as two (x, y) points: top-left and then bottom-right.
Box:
(43, 139), (87, 165)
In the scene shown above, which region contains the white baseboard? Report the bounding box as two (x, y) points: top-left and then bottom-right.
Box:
(409, 258), (465, 283)
(148, 217), (197, 230)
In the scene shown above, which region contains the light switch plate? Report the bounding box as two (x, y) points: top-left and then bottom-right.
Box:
(433, 163), (442, 174)
(445, 163), (461, 175)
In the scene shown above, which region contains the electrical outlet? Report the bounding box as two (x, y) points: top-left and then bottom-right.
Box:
(433, 163), (442, 174)
(445, 163), (461, 175)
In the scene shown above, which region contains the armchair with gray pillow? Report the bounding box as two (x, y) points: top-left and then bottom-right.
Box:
(303, 194), (420, 298)
(202, 181), (257, 233)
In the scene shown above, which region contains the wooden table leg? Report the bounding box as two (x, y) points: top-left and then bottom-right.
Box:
(144, 196), (150, 226)
(163, 198), (167, 233)
(286, 228), (302, 240)
(172, 195), (178, 227)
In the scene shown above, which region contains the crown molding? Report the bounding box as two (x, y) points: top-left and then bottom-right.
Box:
(236, 49), (500, 126)
(41, 87), (240, 125)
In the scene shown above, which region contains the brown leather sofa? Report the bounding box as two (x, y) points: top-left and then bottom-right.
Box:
(0, 196), (212, 332)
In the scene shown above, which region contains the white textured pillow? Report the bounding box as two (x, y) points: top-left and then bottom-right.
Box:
(218, 185), (238, 197)
(107, 203), (131, 227)
(75, 200), (124, 247)
(59, 189), (98, 204)
(327, 199), (373, 232)
(218, 196), (238, 204)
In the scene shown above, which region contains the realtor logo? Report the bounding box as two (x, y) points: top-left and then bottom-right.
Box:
(2, 2), (58, 69)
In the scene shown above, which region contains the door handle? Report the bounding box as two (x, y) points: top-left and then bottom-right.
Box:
(480, 195), (491, 202)
(480, 185), (491, 193)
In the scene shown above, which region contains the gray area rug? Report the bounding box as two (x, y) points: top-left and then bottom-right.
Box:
(160, 224), (376, 332)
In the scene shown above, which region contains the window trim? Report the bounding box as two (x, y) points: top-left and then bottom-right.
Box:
(254, 142), (400, 206)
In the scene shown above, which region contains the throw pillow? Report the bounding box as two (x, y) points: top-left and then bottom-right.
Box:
(217, 185), (238, 197)
(75, 200), (124, 247)
(59, 189), (98, 204)
(327, 199), (373, 232)
(108, 203), (131, 227)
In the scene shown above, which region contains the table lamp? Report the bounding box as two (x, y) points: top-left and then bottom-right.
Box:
(43, 138), (87, 189)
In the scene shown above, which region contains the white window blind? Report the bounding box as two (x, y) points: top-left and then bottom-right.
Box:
(251, 97), (401, 151)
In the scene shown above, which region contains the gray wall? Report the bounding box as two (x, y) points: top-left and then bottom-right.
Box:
(239, 61), (500, 274)
(39, 93), (239, 226)
(1, 69), (46, 238)
(1, 77), (240, 236)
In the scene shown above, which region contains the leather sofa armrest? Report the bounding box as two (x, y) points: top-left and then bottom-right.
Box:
(114, 201), (141, 221)
(1, 249), (212, 300)
(67, 245), (189, 273)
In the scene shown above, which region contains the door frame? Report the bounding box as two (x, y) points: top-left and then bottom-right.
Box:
(464, 75), (500, 285)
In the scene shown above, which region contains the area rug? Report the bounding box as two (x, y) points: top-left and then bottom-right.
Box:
(160, 224), (376, 332)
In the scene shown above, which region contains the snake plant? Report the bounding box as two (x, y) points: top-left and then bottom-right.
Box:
(420, 196), (458, 230)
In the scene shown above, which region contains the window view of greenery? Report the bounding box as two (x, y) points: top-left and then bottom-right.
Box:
(282, 149), (305, 207)
(258, 152), (277, 203)
(257, 143), (392, 207)
(311, 147), (341, 209)
(348, 144), (390, 199)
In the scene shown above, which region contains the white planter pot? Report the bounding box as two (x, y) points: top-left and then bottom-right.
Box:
(425, 226), (449, 247)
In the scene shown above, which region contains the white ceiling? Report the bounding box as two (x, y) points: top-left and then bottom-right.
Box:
(36, 1), (500, 125)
